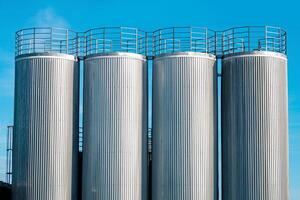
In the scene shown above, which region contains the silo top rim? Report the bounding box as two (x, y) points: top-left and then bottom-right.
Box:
(154, 52), (216, 60)
(222, 51), (287, 60)
(84, 52), (146, 61)
(15, 52), (78, 61)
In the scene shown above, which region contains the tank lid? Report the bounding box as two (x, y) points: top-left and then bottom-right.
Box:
(222, 50), (287, 60)
(154, 51), (216, 60)
(15, 52), (77, 61)
(84, 52), (146, 61)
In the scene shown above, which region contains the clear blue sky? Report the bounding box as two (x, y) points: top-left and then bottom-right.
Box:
(0, 0), (299, 199)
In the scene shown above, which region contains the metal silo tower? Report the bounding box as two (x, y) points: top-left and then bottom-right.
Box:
(151, 27), (218, 200)
(221, 26), (288, 200)
(82, 27), (148, 200)
(13, 28), (79, 200)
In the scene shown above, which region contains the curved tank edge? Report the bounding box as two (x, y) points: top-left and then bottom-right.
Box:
(154, 52), (216, 61)
(84, 52), (146, 61)
(15, 52), (78, 62)
(223, 51), (287, 60)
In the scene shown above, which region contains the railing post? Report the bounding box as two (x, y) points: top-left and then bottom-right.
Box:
(285, 32), (287, 54)
(214, 31), (217, 55)
(136, 28), (138, 54)
(227, 33), (230, 54)
(33, 28), (36, 53)
(75, 33), (78, 56)
(120, 27), (123, 51)
(248, 27), (250, 52)
(159, 30), (162, 55)
(85, 32), (87, 55)
(90, 30), (93, 54)
(152, 32), (155, 56)
(103, 28), (106, 53)
(222, 32), (224, 55)
(145, 32), (148, 56)
(96, 39), (98, 54)
(50, 28), (52, 52)
(173, 27), (175, 53)
(60, 41), (62, 53)
(232, 28), (235, 54)
(279, 28), (282, 53)
(190, 27), (192, 51)
(208, 38), (210, 53)
(29, 39), (32, 54)
(206, 28), (208, 53)
(66, 29), (69, 54)
(15, 33), (17, 56)
(265, 26), (268, 51)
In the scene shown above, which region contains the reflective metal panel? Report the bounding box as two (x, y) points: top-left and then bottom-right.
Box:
(222, 51), (289, 200)
(13, 53), (79, 200)
(82, 52), (148, 200)
(152, 52), (217, 200)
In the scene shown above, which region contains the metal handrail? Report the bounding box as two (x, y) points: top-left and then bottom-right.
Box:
(84, 27), (147, 56)
(15, 27), (78, 56)
(15, 26), (287, 57)
(152, 27), (216, 56)
(221, 26), (287, 55)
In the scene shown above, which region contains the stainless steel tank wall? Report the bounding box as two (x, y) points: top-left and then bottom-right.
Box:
(221, 52), (289, 200)
(82, 53), (148, 200)
(152, 52), (218, 200)
(13, 53), (79, 200)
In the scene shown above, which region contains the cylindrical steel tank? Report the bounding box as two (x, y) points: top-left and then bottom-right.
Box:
(221, 51), (289, 200)
(13, 53), (79, 200)
(82, 52), (148, 200)
(152, 52), (218, 200)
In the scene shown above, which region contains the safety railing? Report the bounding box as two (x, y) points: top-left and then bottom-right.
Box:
(84, 27), (147, 56)
(152, 27), (216, 56)
(15, 27), (78, 56)
(15, 26), (287, 57)
(222, 26), (287, 55)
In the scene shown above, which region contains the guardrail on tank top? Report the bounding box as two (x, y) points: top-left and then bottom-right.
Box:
(15, 26), (287, 58)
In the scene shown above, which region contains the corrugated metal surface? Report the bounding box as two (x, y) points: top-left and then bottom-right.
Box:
(221, 51), (289, 200)
(82, 53), (148, 200)
(152, 52), (218, 200)
(13, 53), (79, 200)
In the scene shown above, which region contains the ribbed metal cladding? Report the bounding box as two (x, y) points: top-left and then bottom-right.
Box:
(152, 52), (218, 200)
(221, 51), (289, 200)
(13, 53), (79, 200)
(82, 53), (148, 200)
